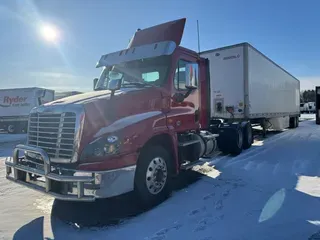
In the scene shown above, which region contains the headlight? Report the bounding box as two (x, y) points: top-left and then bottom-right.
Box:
(80, 135), (120, 160)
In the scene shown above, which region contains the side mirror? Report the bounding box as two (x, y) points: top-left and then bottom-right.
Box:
(93, 78), (98, 91)
(185, 63), (198, 89)
(108, 79), (122, 96)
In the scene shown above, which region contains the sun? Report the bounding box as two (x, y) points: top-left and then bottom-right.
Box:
(40, 24), (59, 43)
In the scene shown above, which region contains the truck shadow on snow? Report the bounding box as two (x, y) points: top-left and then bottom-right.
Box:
(49, 169), (205, 228)
(13, 163), (320, 240)
(45, 129), (277, 228)
(12, 170), (205, 240)
(12, 123), (320, 240)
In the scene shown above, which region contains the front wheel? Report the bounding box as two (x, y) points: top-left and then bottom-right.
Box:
(134, 145), (173, 209)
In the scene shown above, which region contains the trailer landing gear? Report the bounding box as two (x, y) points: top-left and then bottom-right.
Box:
(260, 119), (267, 138)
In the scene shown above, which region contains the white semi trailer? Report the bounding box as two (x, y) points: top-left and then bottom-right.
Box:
(0, 87), (54, 133)
(200, 43), (300, 136)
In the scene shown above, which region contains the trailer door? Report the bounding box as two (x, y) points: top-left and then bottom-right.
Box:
(201, 45), (245, 119)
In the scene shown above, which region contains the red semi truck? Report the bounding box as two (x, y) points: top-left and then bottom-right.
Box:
(5, 18), (299, 207)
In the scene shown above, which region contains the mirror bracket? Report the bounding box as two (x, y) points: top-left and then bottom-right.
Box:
(183, 86), (196, 99)
(93, 78), (99, 91)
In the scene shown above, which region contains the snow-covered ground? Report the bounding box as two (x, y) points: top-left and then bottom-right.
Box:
(0, 115), (319, 240)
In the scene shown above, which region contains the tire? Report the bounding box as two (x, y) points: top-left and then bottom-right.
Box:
(134, 145), (173, 209)
(290, 117), (299, 129)
(289, 117), (295, 128)
(295, 117), (299, 128)
(217, 124), (243, 156)
(7, 124), (16, 134)
(242, 122), (253, 150)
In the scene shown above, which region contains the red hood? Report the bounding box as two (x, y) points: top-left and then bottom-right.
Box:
(46, 90), (114, 105)
(62, 87), (167, 153)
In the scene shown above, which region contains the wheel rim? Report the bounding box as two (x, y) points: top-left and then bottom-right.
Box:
(237, 129), (243, 148)
(247, 125), (252, 145)
(8, 125), (14, 133)
(145, 157), (167, 195)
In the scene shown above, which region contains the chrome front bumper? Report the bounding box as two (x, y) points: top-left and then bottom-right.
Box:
(5, 144), (136, 202)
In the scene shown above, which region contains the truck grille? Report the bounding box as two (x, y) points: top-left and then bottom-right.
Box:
(28, 112), (76, 160)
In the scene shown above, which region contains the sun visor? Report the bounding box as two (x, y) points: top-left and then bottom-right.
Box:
(96, 41), (176, 68)
(127, 18), (186, 48)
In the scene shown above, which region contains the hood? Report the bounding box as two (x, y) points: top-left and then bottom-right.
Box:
(128, 18), (186, 48)
(48, 87), (166, 150)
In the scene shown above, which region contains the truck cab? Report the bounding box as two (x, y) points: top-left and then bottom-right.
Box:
(5, 19), (247, 207)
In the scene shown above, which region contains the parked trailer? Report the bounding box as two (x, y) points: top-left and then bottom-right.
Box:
(5, 18), (301, 208)
(0, 88), (54, 133)
(200, 43), (300, 135)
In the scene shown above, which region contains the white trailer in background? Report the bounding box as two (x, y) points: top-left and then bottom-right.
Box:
(306, 102), (316, 113)
(201, 42), (300, 135)
(0, 87), (54, 133)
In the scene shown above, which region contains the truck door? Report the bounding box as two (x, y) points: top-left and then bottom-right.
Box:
(168, 54), (200, 132)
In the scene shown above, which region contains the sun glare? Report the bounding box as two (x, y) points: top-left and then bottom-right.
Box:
(40, 24), (59, 43)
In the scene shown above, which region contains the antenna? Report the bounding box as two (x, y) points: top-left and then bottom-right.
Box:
(197, 20), (201, 53)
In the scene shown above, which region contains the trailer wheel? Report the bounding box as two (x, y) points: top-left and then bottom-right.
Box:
(134, 145), (173, 209)
(242, 122), (253, 149)
(7, 124), (16, 134)
(289, 117), (299, 129)
(289, 117), (294, 128)
(294, 117), (298, 128)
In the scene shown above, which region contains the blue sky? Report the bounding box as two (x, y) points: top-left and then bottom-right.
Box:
(0, 0), (319, 91)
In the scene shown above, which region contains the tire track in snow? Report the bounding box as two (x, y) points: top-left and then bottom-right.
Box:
(272, 162), (281, 175)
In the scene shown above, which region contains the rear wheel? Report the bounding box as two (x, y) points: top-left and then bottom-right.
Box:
(290, 116), (299, 129)
(295, 117), (299, 128)
(217, 124), (243, 156)
(289, 117), (297, 128)
(134, 145), (173, 209)
(231, 127), (243, 155)
(242, 122), (253, 149)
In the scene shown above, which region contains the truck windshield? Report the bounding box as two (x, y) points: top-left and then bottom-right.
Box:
(95, 55), (171, 90)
